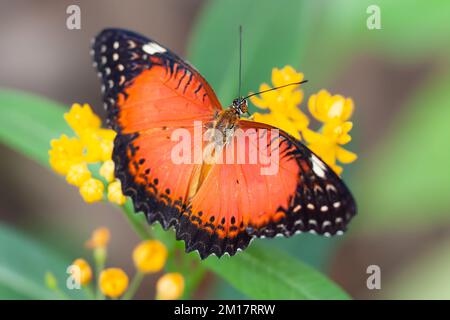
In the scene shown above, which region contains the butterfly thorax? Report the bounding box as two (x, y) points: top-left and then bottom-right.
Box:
(209, 98), (248, 145)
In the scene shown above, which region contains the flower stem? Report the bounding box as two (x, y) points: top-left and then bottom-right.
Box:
(93, 247), (106, 299)
(122, 271), (145, 300)
(83, 284), (96, 300)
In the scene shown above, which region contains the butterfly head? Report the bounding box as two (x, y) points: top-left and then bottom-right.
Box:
(232, 98), (248, 116)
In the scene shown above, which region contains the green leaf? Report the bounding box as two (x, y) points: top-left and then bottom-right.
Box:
(188, 0), (312, 108)
(354, 73), (450, 230)
(0, 88), (69, 168)
(0, 223), (87, 299)
(203, 244), (350, 300)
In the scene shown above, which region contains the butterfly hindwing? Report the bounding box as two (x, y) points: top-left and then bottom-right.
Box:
(238, 121), (356, 238)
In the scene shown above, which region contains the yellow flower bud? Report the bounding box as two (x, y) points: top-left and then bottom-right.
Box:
(71, 258), (93, 285)
(48, 134), (84, 176)
(79, 178), (104, 203)
(107, 180), (127, 205)
(99, 160), (115, 183)
(99, 138), (114, 162)
(308, 89), (354, 124)
(132, 240), (168, 273)
(85, 227), (110, 249)
(156, 273), (184, 300)
(64, 103), (101, 136)
(272, 65), (304, 88)
(66, 163), (91, 187)
(79, 129), (103, 163)
(79, 128), (116, 163)
(99, 268), (129, 298)
(250, 66), (308, 140)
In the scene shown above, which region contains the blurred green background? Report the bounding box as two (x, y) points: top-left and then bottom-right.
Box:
(1, 0), (450, 299)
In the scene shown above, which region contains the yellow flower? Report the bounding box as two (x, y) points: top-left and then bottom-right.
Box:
(253, 110), (308, 140)
(86, 227), (110, 249)
(66, 162), (92, 187)
(79, 128), (116, 163)
(248, 67), (357, 175)
(251, 66), (304, 109)
(71, 258), (93, 285)
(79, 178), (104, 203)
(308, 89), (354, 124)
(250, 66), (308, 139)
(99, 268), (129, 299)
(98, 131), (116, 161)
(64, 103), (101, 136)
(303, 122), (357, 175)
(132, 240), (168, 273)
(48, 135), (84, 175)
(156, 273), (185, 300)
(107, 180), (127, 205)
(100, 160), (115, 182)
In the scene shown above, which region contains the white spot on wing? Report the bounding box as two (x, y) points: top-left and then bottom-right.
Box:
(311, 154), (327, 178)
(322, 220), (331, 228)
(142, 42), (167, 55)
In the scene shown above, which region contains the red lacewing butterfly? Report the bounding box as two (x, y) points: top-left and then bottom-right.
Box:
(92, 28), (356, 259)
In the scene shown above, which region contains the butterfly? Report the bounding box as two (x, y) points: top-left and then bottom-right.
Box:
(92, 28), (356, 259)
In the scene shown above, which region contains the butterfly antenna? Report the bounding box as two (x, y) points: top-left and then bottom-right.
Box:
(243, 80), (309, 100)
(238, 25), (243, 103)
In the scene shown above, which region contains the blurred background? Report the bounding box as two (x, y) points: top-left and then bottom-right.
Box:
(1, 0), (450, 299)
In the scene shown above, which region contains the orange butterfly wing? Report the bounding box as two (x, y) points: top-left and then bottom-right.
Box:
(187, 120), (356, 256)
(93, 29), (219, 242)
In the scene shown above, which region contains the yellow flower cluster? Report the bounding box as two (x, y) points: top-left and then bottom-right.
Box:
(48, 103), (126, 204)
(45, 227), (184, 300)
(251, 66), (357, 175)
